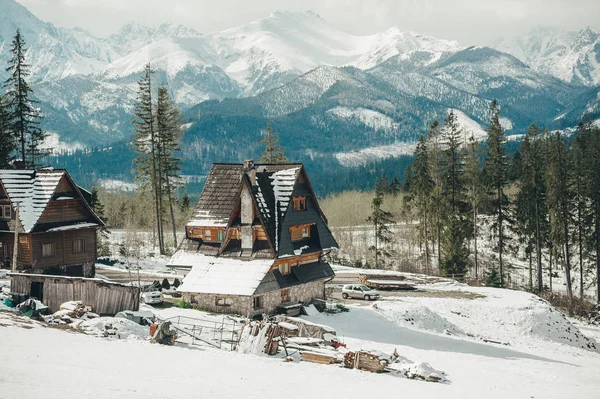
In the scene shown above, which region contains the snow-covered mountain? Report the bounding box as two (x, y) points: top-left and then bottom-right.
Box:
(0, 0), (123, 82)
(495, 27), (600, 86)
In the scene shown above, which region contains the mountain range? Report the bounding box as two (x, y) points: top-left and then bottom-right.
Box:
(1, 0), (600, 193)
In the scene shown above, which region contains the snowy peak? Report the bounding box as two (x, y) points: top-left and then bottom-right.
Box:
(106, 21), (202, 55)
(495, 27), (600, 86)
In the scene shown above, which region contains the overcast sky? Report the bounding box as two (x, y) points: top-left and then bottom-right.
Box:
(16, 0), (600, 45)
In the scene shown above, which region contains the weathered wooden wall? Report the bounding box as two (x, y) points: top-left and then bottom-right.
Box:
(31, 228), (96, 269)
(37, 199), (89, 224)
(11, 274), (140, 315)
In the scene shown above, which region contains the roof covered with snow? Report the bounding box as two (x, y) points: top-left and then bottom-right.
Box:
(0, 169), (65, 232)
(172, 252), (273, 296)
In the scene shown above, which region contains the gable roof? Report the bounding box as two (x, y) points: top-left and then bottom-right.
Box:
(0, 169), (104, 233)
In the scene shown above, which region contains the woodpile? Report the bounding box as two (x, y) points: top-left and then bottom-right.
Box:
(344, 351), (388, 373)
(359, 274), (406, 284)
(301, 351), (338, 365)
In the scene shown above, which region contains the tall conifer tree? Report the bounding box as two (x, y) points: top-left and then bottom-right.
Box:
(483, 100), (511, 286)
(132, 63), (165, 254)
(4, 29), (47, 168)
(0, 95), (14, 167)
(545, 131), (574, 302)
(259, 123), (288, 163)
(156, 85), (183, 248)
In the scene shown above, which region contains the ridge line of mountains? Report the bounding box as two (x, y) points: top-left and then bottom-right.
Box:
(1, 0), (599, 193)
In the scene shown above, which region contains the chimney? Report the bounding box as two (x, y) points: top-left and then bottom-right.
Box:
(243, 159), (256, 186)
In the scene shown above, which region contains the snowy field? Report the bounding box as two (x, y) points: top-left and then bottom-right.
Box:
(2, 268), (600, 398)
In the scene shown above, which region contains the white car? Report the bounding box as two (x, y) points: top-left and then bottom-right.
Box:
(141, 291), (164, 305)
(341, 284), (380, 301)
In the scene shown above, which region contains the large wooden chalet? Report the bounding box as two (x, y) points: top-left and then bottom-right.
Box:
(169, 160), (339, 317)
(0, 169), (104, 277)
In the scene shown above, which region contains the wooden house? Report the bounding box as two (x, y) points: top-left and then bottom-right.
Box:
(168, 160), (339, 317)
(0, 169), (104, 277)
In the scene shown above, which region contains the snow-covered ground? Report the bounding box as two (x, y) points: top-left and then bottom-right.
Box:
(2, 267), (600, 398)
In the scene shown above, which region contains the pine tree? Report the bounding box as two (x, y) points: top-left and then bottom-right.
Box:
(4, 29), (47, 168)
(571, 132), (589, 299)
(90, 186), (111, 256)
(156, 86), (183, 249)
(515, 124), (549, 291)
(0, 95), (14, 167)
(259, 123), (288, 163)
(426, 120), (443, 267)
(464, 134), (484, 278)
(545, 131), (574, 302)
(439, 110), (470, 277)
(578, 121), (600, 303)
(406, 136), (434, 272)
(367, 186), (395, 268)
(482, 100), (511, 287)
(132, 63), (165, 255)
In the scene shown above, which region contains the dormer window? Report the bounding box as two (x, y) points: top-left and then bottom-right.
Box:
(293, 196), (306, 211)
(290, 224), (312, 241)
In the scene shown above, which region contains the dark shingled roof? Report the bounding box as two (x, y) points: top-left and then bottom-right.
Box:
(183, 162), (339, 259)
(187, 164), (243, 227)
(272, 261), (334, 289)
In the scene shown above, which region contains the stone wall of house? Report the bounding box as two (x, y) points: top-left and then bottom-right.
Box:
(182, 279), (326, 318)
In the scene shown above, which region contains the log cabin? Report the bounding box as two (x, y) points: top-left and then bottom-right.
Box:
(0, 169), (104, 277)
(168, 160), (339, 317)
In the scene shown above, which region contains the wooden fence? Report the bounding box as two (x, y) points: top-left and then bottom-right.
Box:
(10, 273), (140, 315)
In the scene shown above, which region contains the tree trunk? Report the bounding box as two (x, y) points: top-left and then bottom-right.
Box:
(549, 248), (553, 292)
(535, 199), (543, 292)
(473, 200), (478, 278)
(528, 249), (533, 290)
(498, 186), (504, 286)
(166, 175), (178, 248)
(578, 203), (584, 299)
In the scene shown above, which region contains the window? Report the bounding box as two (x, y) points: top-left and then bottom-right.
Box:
(293, 196), (307, 211)
(253, 296), (263, 310)
(281, 289), (290, 302)
(204, 229), (212, 241)
(42, 243), (55, 257)
(278, 262), (290, 275)
(217, 230), (224, 242)
(290, 224), (311, 241)
(73, 238), (86, 253)
(1, 205), (10, 219)
(216, 296), (233, 306)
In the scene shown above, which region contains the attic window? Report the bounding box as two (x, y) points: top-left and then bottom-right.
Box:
(0, 205), (10, 219)
(42, 243), (55, 258)
(293, 196), (306, 211)
(290, 224), (312, 241)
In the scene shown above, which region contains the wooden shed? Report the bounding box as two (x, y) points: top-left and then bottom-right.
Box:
(10, 273), (140, 315)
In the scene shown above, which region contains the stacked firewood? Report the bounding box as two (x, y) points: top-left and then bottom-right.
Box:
(343, 351), (388, 373)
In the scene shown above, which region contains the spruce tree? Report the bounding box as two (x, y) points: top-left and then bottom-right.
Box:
(515, 124), (548, 291)
(464, 134), (484, 278)
(259, 123), (288, 163)
(156, 86), (183, 249)
(406, 135), (434, 272)
(482, 100), (511, 286)
(439, 111), (470, 277)
(367, 185), (395, 268)
(571, 132), (589, 299)
(4, 29), (47, 168)
(545, 131), (574, 302)
(90, 186), (111, 256)
(426, 120), (443, 267)
(578, 121), (600, 302)
(132, 63), (165, 255)
(0, 95), (14, 167)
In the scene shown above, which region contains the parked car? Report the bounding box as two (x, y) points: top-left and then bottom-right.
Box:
(341, 284), (381, 300)
(140, 291), (164, 305)
(115, 310), (156, 326)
